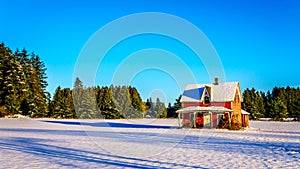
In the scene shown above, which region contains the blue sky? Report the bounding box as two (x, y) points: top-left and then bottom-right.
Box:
(1, 0), (300, 104)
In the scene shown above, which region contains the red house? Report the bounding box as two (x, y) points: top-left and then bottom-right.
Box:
(176, 78), (249, 129)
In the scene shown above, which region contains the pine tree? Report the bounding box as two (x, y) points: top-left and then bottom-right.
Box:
(111, 86), (140, 118)
(242, 88), (265, 120)
(289, 93), (300, 121)
(72, 78), (99, 119)
(268, 97), (288, 120)
(16, 49), (31, 116)
(174, 95), (182, 110)
(96, 86), (120, 119)
(165, 95), (182, 118)
(3, 54), (20, 115)
(62, 88), (76, 118)
(265, 91), (272, 118)
(72, 77), (84, 118)
(79, 87), (99, 119)
(28, 53), (48, 117)
(166, 102), (175, 118)
(128, 86), (146, 114)
(49, 86), (63, 118)
(74, 77), (83, 88)
(257, 91), (266, 117)
(155, 98), (167, 118)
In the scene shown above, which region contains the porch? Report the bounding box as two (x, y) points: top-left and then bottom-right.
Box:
(176, 106), (233, 128)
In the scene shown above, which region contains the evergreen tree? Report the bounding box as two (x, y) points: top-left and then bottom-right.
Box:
(242, 88), (265, 120)
(174, 95), (182, 109)
(50, 87), (76, 118)
(128, 86), (147, 113)
(97, 86), (120, 119)
(145, 97), (155, 118)
(268, 97), (288, 120)
(166, 95), (183, 118)
(28, 53), (48, 117)
(74, 77), (83, 88)
(62, 88), (76, 118)
(17, 49), (31, 116)
(78, 87), (99, 119)
(258, 91), (266, 117)
(264, 91), (272, 118)
(3, 54), (20, 115)
(285, 86), (293, 114)
(72, 79), (99, 119)
(49, 86), (62, 118)
(72, 77), (84, 118)
(0, 43), (48, 117)
(290, 97), (300, 121)
(155, 98), (167, 118)
(166, 102), (175, 118)
(111, 86), (141, 118)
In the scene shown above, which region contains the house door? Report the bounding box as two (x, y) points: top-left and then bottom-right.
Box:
(196, 112), (204, 127)
(190, 112), (195, 128)
(217, 114), (224, 125)
(203, 113), (211, 128)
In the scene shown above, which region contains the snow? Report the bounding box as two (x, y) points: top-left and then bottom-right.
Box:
(0, 119), (299, 168)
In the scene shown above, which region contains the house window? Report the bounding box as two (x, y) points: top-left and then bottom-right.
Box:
(204, 96), (210, 104)
(217, 114), (224, 125)
(204, 89), (210, 104)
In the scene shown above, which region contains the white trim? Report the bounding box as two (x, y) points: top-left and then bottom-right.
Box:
(176, 106), (233, 113)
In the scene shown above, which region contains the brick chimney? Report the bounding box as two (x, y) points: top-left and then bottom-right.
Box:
(214, 77), (219, 85)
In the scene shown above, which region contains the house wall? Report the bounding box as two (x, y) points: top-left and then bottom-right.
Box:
(183, 102), (232, 109)
(212, 113), (217, 128)
(211, 102), (231, 109)
(231, 88), (242, 123)
(182, 102), (200, 108)
(242, 114), (249, 127)
(182, 102), (210, 108)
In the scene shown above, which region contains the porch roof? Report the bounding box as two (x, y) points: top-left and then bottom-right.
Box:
(176, 106), (233, 113)
(241, 109), (250, 115)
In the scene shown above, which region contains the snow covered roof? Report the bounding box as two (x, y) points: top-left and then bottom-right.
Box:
(176, 106), (233, 113)
(241, 110), (250, 115)
(180, 82), (241, 102)
(211, 82), (239, 102)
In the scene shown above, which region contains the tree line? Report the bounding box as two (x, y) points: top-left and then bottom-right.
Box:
(1, 43), (299, 120)
(51, 77), (182, 119)
(50, 77), (174, 119)
(0, 42), (179, 118)
(242, 87), (300, 121)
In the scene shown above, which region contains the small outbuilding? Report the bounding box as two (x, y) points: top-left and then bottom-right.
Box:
(241, 110), (250, 127)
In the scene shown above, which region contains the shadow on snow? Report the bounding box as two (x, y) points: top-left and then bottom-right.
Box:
(41, 120), (177, 129)
(0, 120), (300, 168)
(0, 137), (204, 169)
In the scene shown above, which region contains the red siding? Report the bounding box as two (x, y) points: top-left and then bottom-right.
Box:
(182, 102), (211, 108)
(212, 114), (217, 127)
(182, 102), (200, 108)
(211, 102), (231, 109)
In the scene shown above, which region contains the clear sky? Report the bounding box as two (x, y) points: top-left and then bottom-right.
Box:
(1, 0), (300, 104)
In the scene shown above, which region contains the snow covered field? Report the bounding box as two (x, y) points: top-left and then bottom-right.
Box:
(0, 118), (299, 169)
